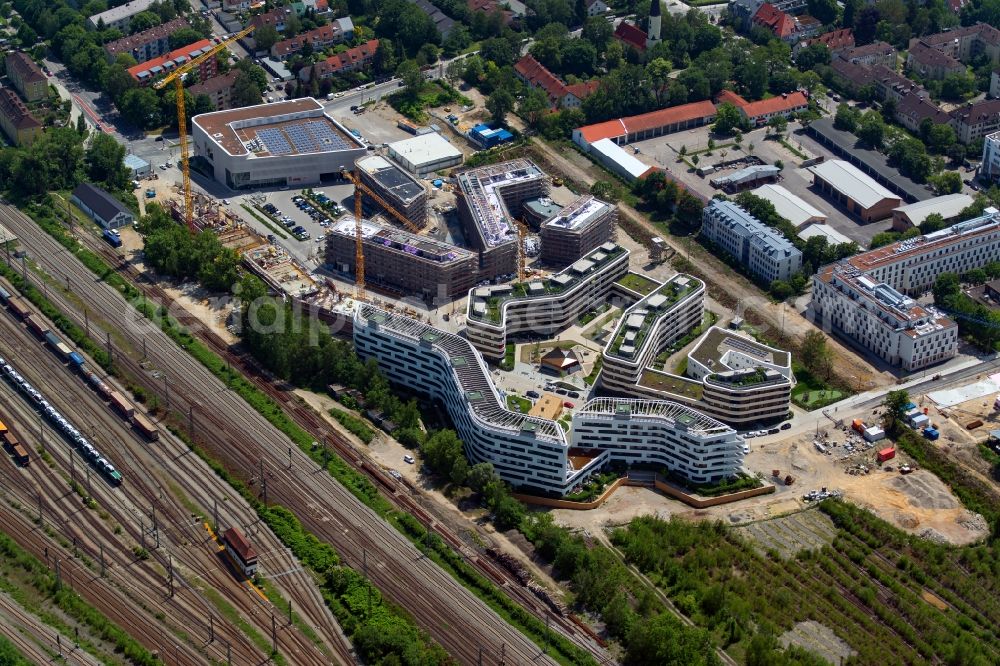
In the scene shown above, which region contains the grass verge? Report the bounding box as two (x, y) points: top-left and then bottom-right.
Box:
(240, 204), (289, 239)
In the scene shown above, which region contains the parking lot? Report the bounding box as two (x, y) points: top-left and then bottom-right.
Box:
(629, 123), (892, 248)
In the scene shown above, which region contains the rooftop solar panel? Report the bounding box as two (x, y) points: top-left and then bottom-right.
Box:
(257, 127), (292, 155)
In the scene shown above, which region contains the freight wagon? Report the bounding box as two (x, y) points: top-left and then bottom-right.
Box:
(25, 315), (49, 338)
(6, 297), (31, 319)
(108, 391), (134, 418)
(68, 352), (86, 370)
(2, 431), (28, 466)
(132, 412), (159, 441)
(0, 285), (10, 303)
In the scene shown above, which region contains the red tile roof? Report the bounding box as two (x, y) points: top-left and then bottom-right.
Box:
(565, 80), (599, 101)
(514, 54), (568, 101)
(715, 89), (748, 108)
(189, 70), (239, 96)
(128, 39), (215, 81)
(741, 91), (808, 119)
(307, 39), (379, 78)
(223, 527), (258, 563)
(576, 99), (717, 143)
(0, 88), (41, 130)
(271, 23), (344, 57)
(5, 52), (45, 85)
(803, 28), (854, 51)
(753, 3), (795, 39)
(614, 22), (647, 51)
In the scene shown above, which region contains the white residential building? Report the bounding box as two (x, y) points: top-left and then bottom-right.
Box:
(701, 199), (803, 284)
(87, 0), (158, 30)
(354, 305), (611, 495)
(354, 305), (746, 494)
(601, 275), (706, 393)
(811, 209), (1000, 370)
(570, 398), (744, 484)
(982, 131), (1000, 183)
(466, 243), (630, 360)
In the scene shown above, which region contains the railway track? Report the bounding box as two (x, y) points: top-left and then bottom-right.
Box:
(0, 589), (103, 666)
(83, 230), (611, 663)
(0, 202), (560, 664)
(0, 288), (354, 664)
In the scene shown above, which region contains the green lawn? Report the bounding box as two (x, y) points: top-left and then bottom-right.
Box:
(615, 272), (659, 296)
(506, 394), (532, 413)
(794, 388), (846, 409)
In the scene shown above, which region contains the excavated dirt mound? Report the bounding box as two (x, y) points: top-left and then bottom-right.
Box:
(888, 472), (960, 510)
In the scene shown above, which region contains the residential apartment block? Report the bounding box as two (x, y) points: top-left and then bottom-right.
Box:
(570, 398), (743, 484)
(514, 55), (598, 109)
(982, 130), (1000, 182)
(455, 159), (549, 281)
(129, 39), (219, 85)
(840, 41), (897, 68)
(103, 17), (189, 64)
(539, 195), (617, 267)
(465, 243), (629, 360)
(0, 88), (41, 146)
(270, 18), (354, 59)
(327, 217), (476, 298)
(297, 39), (378, 80)
(632, 326), (794, 426)
(812, 210), (1000, 370)
(87, 0), (158, 31)
(188, 71), (239, 111)
(354, 155), (427, 228)
(4, 52), (46, 102)
(701, 200), (802, 284)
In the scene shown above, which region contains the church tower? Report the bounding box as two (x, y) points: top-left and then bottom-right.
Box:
(646, 0), (662, 48)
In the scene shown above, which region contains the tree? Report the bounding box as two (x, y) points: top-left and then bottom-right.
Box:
(767, 115), (788, 137)
(926, 123), (956, 154)
(395, 59), (423, 98)
(232, 70), (263, 108)
(801, 330), (833, 380)
(645, 57), (672, 105)
(253, 24), (280, 51)
(467, 462), (496, 493)
(712, 102), (744, 135)
(834, 103), (859, 131)
(795, 43), (830, 70)
(929, 171), (962, 195)
(582, 15), (612, 51)
(855, 111), (884, 148)
(626, 613), (719, 666)
(486, 87), (514, 125)
(518, 86), (549, 125)
(881, 390), (909, 435)
(85, 133), (129, 191)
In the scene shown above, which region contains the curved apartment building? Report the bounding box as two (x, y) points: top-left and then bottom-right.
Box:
(466, 242), (630, 360)
(353, 305), (610, 494)
(570, 398), (743, 483)
(600, 274), (706, 393)
(633, 326), (794, 427)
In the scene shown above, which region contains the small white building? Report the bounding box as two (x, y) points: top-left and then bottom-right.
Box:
(797, 223), (852, 246)
(751, 183), (826, 229)
(588, 138), (655, 182)
(387, 132), (464, 176)
(124, 154), (151, 179)
(70, 183), (134, 230)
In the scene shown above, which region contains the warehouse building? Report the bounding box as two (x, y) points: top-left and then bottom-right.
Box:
(811, 209), (1000, 370)
(192, 98), (366, 190)
(572, 100), (717, 149)
(540, 195), (617, 267)
(355, 155), (427, 228)
(327, 216), (477, 299)
(797, 224), (851, 246)
(455, 160), (549, 281)
(807, 159), (902, 222)
(891, 193), (975, 231)
(588, 138), (657, 182)
(465, 243), (629, 360)
(387, 132), (464, 176)
(71, 183), (134, 230)
(751, 183), (826, 228)
(701, 200), (803, 284)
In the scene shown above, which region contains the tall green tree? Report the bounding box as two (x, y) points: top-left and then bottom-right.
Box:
(801, 330), (833, 380)
(85, 132), (129, 191)
(881, 390), (910, 435)
(486, 87), (514, 125)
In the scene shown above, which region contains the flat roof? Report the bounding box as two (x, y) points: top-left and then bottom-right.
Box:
(543, 195), (613, 232)
(356, 155), (424, 204)
(528, 394), (563, 419)
(591, 138), (654, 179)
(807, 118), (930, 203)
(193, 97), (361, 157)
(798, 223), (852, 246)
(751, 184), (826, 228)
(388, 132), (462, 167)
(89, 0), (157, 23)
(808, 160), (899, 209)
(455, 159), (545, 248)
(711, 164), (780, 187)
(605, 274), (702, 362)
(690, 325), (790, 369)
(892, 193), (975, 226)
(332, 216), (471, 264)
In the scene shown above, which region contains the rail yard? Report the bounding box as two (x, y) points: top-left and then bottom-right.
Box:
(0, 201), (571, 664)
(0, 266), (354, 664)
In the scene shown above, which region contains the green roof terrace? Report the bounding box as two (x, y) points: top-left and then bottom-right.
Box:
(638, 369), (704, 400)
(606, 274), (703, 361)
(614, 272), (660, 297)
(467, 242), (628, 324)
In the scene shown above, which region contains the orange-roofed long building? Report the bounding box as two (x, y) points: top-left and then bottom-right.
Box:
(811, 208), (1000, 370)
(514, 55), (597, 109)
(716, 89), (808, 126)
(128, 39), (218, 86)
(572, 100), (717, 149)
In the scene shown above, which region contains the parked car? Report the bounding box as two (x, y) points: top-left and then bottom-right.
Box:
(780, 422), (792, 430)
(563, 401), (574, 409)
(526, 390), (540, 399)
(403, 455), (415, 464)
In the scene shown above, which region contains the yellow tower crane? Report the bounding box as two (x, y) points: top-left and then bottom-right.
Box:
(153, 26), (255, 227)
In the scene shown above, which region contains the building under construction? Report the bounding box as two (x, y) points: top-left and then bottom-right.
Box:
(455, 160), (548, 282)
(539, 195), (617, 267)
(326, 216), (477, 299)
(355, 155), (428, 228)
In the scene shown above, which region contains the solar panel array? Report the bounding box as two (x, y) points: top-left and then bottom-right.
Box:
(257, 128), (291, 155)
